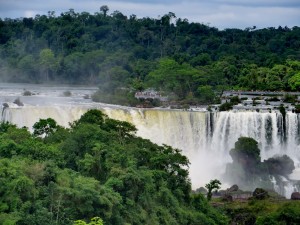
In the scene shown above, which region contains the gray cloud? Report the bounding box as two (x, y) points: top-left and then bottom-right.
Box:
(0, 0), (299, 29)
(208, 0), (300, 7)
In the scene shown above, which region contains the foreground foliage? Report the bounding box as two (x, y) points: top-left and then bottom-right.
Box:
(217, 198), (300, 225)
(205, 179), (222, 201)
(0, 110), (227, 225)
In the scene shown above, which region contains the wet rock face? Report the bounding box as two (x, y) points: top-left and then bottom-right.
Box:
(13, 98), (24, 106)
(291, 192), (300, 200)
(227, 184), (239, 192)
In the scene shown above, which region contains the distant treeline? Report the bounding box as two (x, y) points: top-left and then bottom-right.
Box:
(0, 7), (300, 103)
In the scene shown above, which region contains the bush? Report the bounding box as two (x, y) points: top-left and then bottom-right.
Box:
(256, 202), (300, 225)
(230, 96), (241, 105)
(283, 94), (296, 103)
(219, 102), (233, 111)
(253, 188), (269, 200)
(196, 85), (216, 104)
(279, 104), (286, 117)
(295, 104), (300, 113)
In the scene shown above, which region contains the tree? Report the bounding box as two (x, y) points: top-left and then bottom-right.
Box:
(131, 78), (145, 91)
(104, 118), (137, 140)
(225, 137), (263, 189)
(17, 55), (36, 80)
(147, 58), (201, 99)
(288, 72), (300, 91)
(100, 5), (109, 17)
(74, 109), (106, 127)
(0, 122), (17, 134)
(230, 137), (261, 167)
(205, 179), (221, 201)
(219, 102), (233, 111)
(39, 48), (58, 81)
(265, 71), (284, 91)
(33, 118), (59, 137)
(196, 85), (215, 103)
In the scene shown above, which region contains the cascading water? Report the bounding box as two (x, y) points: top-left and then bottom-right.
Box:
(0, 84), (299, 198)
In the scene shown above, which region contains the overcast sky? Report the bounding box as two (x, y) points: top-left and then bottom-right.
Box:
(0, 0), (299, 30)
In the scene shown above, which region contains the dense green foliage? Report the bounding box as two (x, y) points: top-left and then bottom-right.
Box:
(33, 118), (60, 137)
(0, 111), (227, 224)
(0, 8), (300, 104)
(220, 198), (300, 225)
(230, 137), (261, 166)
(256, 201), (300, 225)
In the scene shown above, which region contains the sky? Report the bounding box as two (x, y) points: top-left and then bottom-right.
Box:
(0, 0), (299, 30)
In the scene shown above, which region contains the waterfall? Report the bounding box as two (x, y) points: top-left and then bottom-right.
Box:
(1, 101), (300, 198)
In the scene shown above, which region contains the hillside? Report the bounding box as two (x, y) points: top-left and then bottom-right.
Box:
(0, 8), (300, 105)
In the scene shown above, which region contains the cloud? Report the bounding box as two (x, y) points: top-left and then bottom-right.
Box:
(24, 10), (38, 18)
(208, 0), (300, 7)
(189, 4), (300, 29)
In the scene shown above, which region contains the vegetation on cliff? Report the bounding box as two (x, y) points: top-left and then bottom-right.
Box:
(225, 137), (296, 192)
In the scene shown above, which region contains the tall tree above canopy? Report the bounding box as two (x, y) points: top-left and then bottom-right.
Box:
(100, 5), (109, 17)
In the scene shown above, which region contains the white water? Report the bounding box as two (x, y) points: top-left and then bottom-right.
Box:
(1, 84), (300, 198)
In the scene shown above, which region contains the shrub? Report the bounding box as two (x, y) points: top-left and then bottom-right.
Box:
(230, 96), (241, 105)
(295, 104), (300, 113)
(283, 94), (296, 103)
(219, 102), (234, 111)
